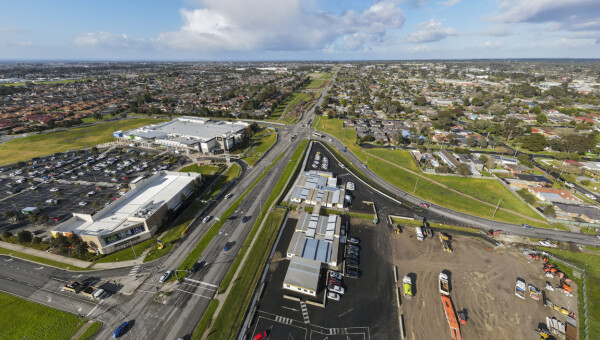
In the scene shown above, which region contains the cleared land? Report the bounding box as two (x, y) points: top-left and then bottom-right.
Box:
(316, 118), (551, 227)
(0, 118), (167, 166)
(391, 229), (578, 340)
(0, 292), (86, 340)
(279, 92), (314, 124)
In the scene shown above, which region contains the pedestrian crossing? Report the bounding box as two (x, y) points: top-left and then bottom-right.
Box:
(275, 315), (293, 325)
(128, 265), (140, 276)
(300, 300), (310, 324)
(329, 328), (349, 335)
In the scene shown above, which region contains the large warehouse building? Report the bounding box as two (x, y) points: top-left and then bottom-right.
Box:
(113, 116), (249, 154)
(51, 171), (200, 254)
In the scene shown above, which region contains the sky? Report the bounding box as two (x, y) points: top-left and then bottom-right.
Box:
(0, 0), (599, 61)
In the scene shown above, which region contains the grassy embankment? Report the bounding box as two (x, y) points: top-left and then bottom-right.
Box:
(535, 248), (600, 339)
(0, 118), (167, 166)
(203, 141), (308, 339)
(241, 128), (277, 166)
(316, 118), (553, 228)
(0, 292), (86, 340)
(0, 247), (91, 270)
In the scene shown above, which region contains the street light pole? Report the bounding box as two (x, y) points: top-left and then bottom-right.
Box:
(414, 177), (419, 193)
(130, 239), (137, 259)
(492, 198), (503, 218)
(68, 298), (84, 323)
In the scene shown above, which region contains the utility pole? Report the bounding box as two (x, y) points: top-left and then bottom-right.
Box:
(492, 198), (503, 218)
(414, 177), (419, 193)
(68, 298), (84, 323)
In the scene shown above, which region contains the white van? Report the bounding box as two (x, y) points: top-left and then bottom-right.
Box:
(415, 227), (424, 241)
(93, 288), (106, 299)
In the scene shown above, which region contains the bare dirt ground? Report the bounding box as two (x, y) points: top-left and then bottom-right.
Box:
(391, 228), (578, 340)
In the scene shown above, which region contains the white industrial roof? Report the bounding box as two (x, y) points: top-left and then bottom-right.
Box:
(125, 117), (248, 142)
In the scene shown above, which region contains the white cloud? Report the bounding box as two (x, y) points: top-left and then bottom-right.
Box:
(482, 41), (503, 48)
(75, 32), (148, 49)
(406, 19), (457, 43)
(438, 0), (461, 7)
(408, 45), (436, 52)
(155, 0), (405, 52)
(493, 0), (600, 31)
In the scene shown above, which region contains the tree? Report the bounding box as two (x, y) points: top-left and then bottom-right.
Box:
(530, 106), (542, 114)
(517, 153), (533, 168)
(74, 242), (89, 258)
(544, 205), (556, 218)
(456, 163), (472, 177)
(521, 134), (547, 152)
(479, 154), (489, 165)
(17, 230), (33, 244)
(536, 113), (548, 124)
(2, 230), (13, 239)
(414, 96), (427, 106)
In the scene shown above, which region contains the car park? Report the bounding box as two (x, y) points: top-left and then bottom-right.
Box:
(327, 291), (341, 301)
(328, 284), (345, 295)
(159, 271), (172, 283)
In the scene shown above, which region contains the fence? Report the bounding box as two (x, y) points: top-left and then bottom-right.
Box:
(539, 251), (589, 340)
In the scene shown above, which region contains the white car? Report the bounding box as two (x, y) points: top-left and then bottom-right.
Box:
(49, 187), (60, 192)
(202, 216), (212, 223)
(159, 270), (172, 283)
(328, 284), (345, 295)
(585, 193), (597, 200)
(78, 201), (88, 206)
(539, 240), (557, 248)
(329, 270), (343, 280)
(327, 292), (340, 301)
(87, 191), (96, 196)
(225, 194), (233, 199)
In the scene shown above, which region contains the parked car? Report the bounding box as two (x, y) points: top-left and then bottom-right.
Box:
(327, 292), (341, 301)
(329, 271), (343, 280)
(159, 271), (172, 283)
(78, 201), (88, 206)
(328, 277), (341, 285)
(346, 259), (359, 267)
(347, 245), (360, 252)
(112, 321), (129, 338)
(328, 284), (345, 295)
(50, 187), (60, 192)
(348, 237), (360, 245)
(585, 193), (597, 200)
(346, 250), (359, 257)
(346, 253), (359, 261)
(346, 267), (360, 279)
(253, 331), (268, 340)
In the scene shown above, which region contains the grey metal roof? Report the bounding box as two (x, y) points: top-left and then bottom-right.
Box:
(283, 257), (321, 292)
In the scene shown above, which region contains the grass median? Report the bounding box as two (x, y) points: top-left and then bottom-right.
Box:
(0, 292), (86, 340)
(0, 118), (167, 166)
(177, 152), (286, 273)
(0, 247), (91, 271)
(191, 299), (219, 340)
(217, 140), (308, 293)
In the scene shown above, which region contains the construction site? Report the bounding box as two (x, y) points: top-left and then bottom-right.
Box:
(391, 226), (579, 340)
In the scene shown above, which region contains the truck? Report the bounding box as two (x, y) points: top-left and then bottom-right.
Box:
(403, 276), (413, 299)
(439, 272), (450, 295)
(415, 227), (424, 241)
(515, 278), (526, 299)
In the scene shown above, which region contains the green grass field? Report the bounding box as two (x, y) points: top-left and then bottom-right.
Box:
(0, 247), (91, 270)
(0, 118), (167, 166)
(94, 238), (155, 263)
(191, 299), (219, 340)
(316, 119), (551, 227)
(0, 292), (86, 340)
(304, 79), (326, 89)
(535, 248), (600, 339)
(267, 95), (293, 121)
(77, 321), (102, 340)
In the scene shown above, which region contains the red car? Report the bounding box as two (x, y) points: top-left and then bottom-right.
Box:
(328, 278), (341, 285)
(52, 217), (61, 222)
(420, 203), (430, 208)
(120, 177), (128, 181)
(253, 331), (268, 340)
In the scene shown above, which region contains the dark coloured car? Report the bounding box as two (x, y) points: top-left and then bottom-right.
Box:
(346, 250), (359, 257)
(223, 242), (232, 251)
(190, 261), (205, 273)
(347, 245), (360, 252)
(346, 259), (359, 267)
(346, 267), (360, 279)
(241, 216), (250, 223)
(112, 321), (128, 338)
(346, 253), (359, 261)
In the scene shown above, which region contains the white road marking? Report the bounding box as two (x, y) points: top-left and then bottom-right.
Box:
(282, 306), (298, 312)
(35, 266), (44, 270)
(175, 289), (213, 299)
(183, 278), (218, 288)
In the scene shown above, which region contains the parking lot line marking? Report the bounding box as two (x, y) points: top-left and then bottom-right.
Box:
(282, 306), (298, 312)
(338, 308), (353, 317)
(86, 303), (100, 317)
